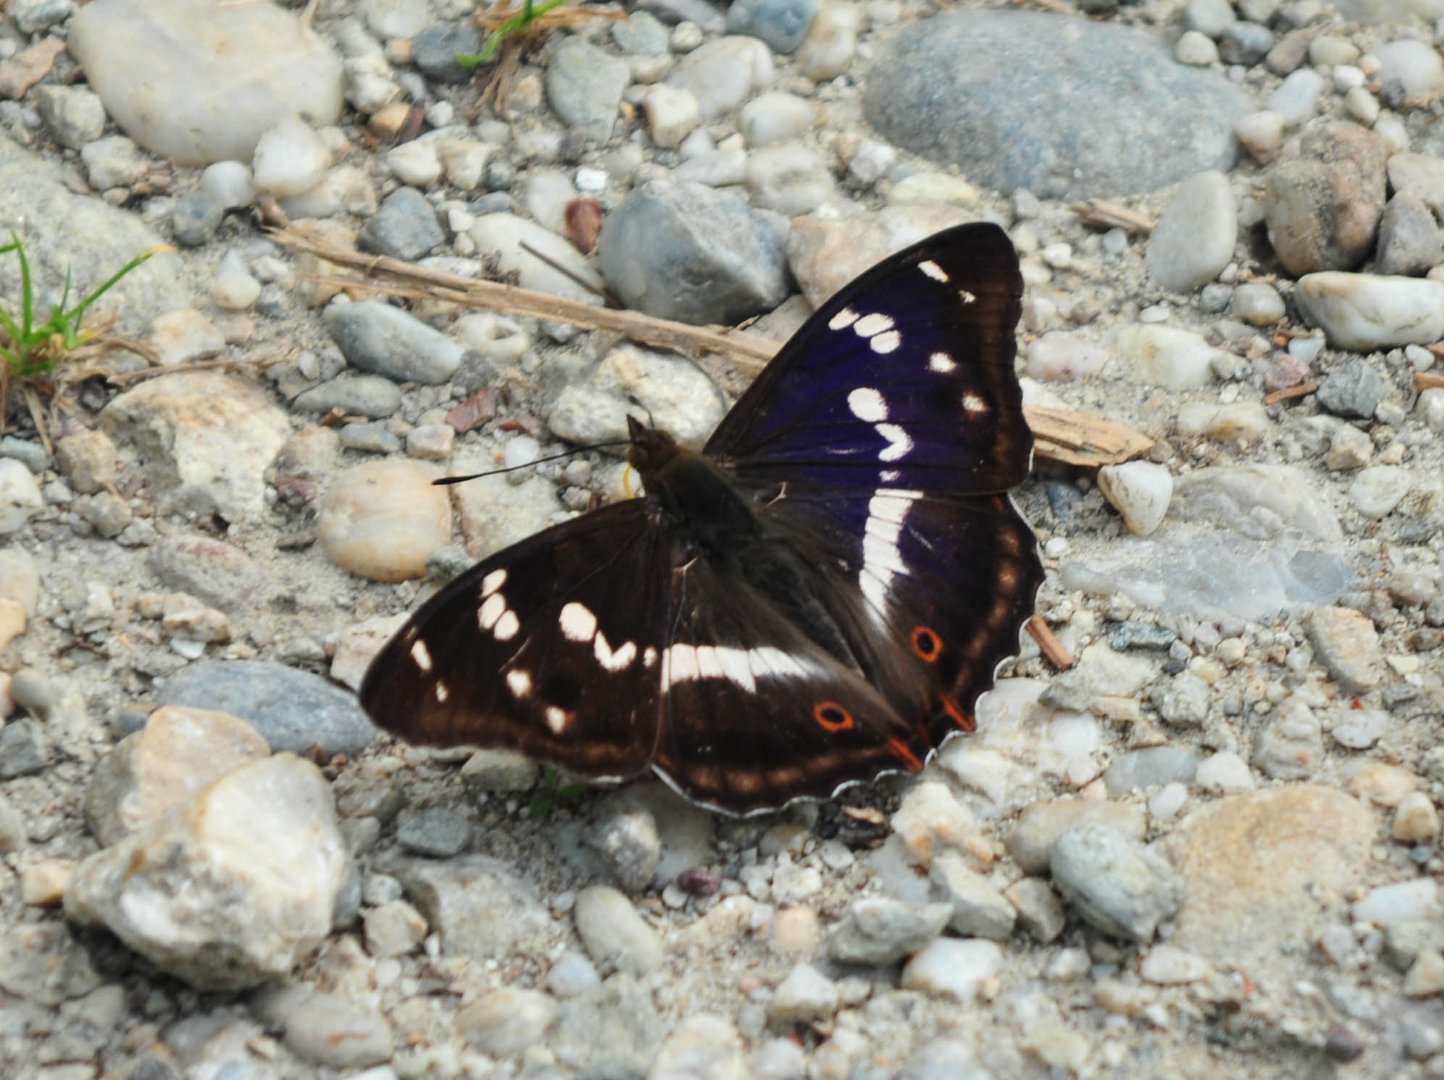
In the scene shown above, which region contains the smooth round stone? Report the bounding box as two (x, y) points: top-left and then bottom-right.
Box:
(1347, 465), (1412, 519)
(641, 84), (701, 149)
(69, 0), (343, 165)
(1112, 324), (1219, 390)
(1376, 193), (1443, 276)
(1194, 750), (1256, 793)
(1184, 0), (1235, 36)
(360, 0), (427, 39)
(738, 92), (815, 147)
(1235, 110), (1284, 164)
(544, 37), (631, 142)
(358, 186), (444, 261)
(574, 886), (664, 975)
(200, 160), (256, 209)
(1175, 402), (1270, 443)
(386, 141), (442, 188)
(413, 23), (483, 83)
(328, 300), (465, 385)
(211, 251), (262, 310)
(469, 212), (606, 303)
(1050, 822), (1185, 942)
(1387, 153), (1444, 218)
(1217, 21), (1273, 65)
(1266, 68), (1325, 127)
(1098, 461), (1173, 537)
(292, 373), (402, 419)
(251, 116), (329, 198)
(319, 459), (451, 582)
(1146, 171), (1237, 291)
(1295, 273), (1444, 351)
(1375, 39), (1444, 101)
(1175, 30), (1219, 66)
(1309, 35), (1358, 66)
(1230, 282), (1285, 325)
(666, 36), (774, 120)
(1023, 331), (1109, 380)
(456, 989), (558, 1056)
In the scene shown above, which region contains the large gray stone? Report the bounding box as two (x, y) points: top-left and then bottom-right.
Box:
(863, 10), (1246, 199)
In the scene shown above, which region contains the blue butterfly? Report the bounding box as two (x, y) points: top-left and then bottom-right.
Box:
(361, 222), (1042, 814)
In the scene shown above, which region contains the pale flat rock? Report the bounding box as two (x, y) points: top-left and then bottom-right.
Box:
(1295, 272), (1444, 351)
(1111, 325), (1220, 391)
(70, 0), (343, 165)
(65, 754), (351, 990)
(319, 460), (451, 582)
(549, 344), (725, 451)
(1098, 461), (1173, 536)
(1167, 786), (1373, 964)
(1146, 171), (1237, 291)
(100, 372), (291, 521)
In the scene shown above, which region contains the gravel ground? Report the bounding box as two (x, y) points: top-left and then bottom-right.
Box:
(1, 0), (1444, 1077)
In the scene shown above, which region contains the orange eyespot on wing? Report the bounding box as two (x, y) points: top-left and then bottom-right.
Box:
(939, 693), (975, 732)
(813, 701), (855, 732)
(911, 625), (943, 662)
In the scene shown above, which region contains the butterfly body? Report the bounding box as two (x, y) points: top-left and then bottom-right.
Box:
(361, 222), (1043, 815)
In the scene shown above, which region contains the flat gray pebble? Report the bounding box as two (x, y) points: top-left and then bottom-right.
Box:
(551, 975), (665, 1077)
(1104, 746), (1202, 794)
(395, 805), (473, 858)
(171, 191), (226, 247)
(155, 660), (376, 756)
(329, 300), (465, 385)
(358, 186), (444, 261)
(726, 0), (818, 53)
(412, 22), (483, 83)
(292, 372), (403, 418)
(1050, 822), (1186, 942)
(0, 718), (48, 779)
(1317, 358), (1386, 420)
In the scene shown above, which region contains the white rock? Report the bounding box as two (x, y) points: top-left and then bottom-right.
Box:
(70, 0), (344, 165)
(640, 84), (701, 150)
(1146, 171), (1237, 292)
(1353, 878), (1440, 926)
(1097, 461), (1173, 537)
(319, 459), (451, 582)
(1112, 324), (1219, 390)
(1175, 30), (1218, 66)
(386, 140), (442, 188)
(467, 213), (605, 303)
(1267, 68), (1325, 127)
(457, 988), (558, 1057)
(1024, 332), (1110, 380)
(1235, 110), (1284, 164)
(1175, 402), (1270, 443)
(573, 885), (664, 975)
(64, 754), (351, 991)
(767, 963), (839, 1023)
(1348, 465), (1412, 519)
(0, 459), (43, 535)
(1140, 944), (1211, 984)
(1418, 388), (1444, 433)
(1375, 39), (1444, 102)
(665, 36), (773, 120)
(795, 2), (858, 81)
(211, 251), (262, 311)
(200, 160), (256, 209)
(361, 0), (428, 39)
(900, 938), (1002, 1001)
(739, 92), (815, 147)
(1194, 750), (1255, 793)
(251, 116), (331, 198)
(1295, 273), (1444, 351)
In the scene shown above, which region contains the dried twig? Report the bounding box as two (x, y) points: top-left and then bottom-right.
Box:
(274, 226), (1156, 468)
(1263, 382), (1318, 405)
(1071, 199), (1154, 236)
(1414, 371), (1444, 392)
(1028, 615), (1074, 670)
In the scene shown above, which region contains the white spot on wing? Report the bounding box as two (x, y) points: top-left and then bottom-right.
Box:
(870, 330), (901, 354)
(643, 646), (658, 668)
(919, 259), (949, 282)
(559, 602), (598, 642)
(660, 643), (814, 692)
(880, 469), (900, 482)
(494, 609), (520, 641)
(595, 633), (638, 672)
(410, 640), (433, 672)
(481, 569), (507, 597)
(929, 352), (957, 374)
(506, 669), (533, 699)
(435, 680), (449, 703)
(963, 391), (990, 414)
(854, 312), (895, 338)
(829, 307), (860, 331)
(860, 490), (921, 617)
(478, 592), (505, 631)
(545, 706), (568, 734)
(958, 289), (977, 304)
(847, 387), (888, 423)
(876, 422), (913, 461)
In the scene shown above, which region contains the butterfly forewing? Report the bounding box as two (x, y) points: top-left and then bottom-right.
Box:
(707, 222), (1028, 495)
(360, 502), (674, 779)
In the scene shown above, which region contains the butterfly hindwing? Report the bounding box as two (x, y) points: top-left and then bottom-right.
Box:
(360, 502), (673, 780)
(707, 222), (1027, 495)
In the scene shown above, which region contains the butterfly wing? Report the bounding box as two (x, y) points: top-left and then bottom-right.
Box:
(706, 222), (1028, 495)
(360, 501), (674, 781)
(649, 549), (933, 814)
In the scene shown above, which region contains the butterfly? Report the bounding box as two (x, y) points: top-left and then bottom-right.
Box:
(360, 222), (1043, 815)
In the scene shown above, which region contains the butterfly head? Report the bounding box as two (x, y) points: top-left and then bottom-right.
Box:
(625, 415), (682, 490)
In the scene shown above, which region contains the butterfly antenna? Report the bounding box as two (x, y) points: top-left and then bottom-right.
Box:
(433, 440), (629, 486)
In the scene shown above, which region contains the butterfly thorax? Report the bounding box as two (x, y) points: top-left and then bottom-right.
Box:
(627, 417), (758, 554)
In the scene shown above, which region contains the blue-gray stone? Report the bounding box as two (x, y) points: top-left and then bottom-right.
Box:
(1050, 822), (1185, 942)
(156, 660), (377, 756)
(413, 22), (483, 83)
(544, 38), (630, 143)
(613, 11), (671, 56)
(328, 300), (465, 385)
(1103, 747), (1202, 795)
(1316, 358), (1386, 420)
(598, 180), (790, 325)
(1217, 21), (1274, 65)
(358, 186), (444, 261)
(292, 373), (403, 418)
(726, 0), (818, 54)
(864, 10), (1246, 199)
(171, 191), (226, 248)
